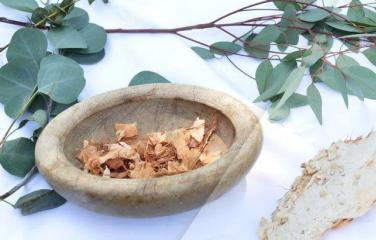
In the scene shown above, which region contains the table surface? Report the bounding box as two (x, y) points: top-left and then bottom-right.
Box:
(1, 0), (376, 239)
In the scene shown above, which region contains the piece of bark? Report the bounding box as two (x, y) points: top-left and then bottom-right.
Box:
(259, 132), (376, 240)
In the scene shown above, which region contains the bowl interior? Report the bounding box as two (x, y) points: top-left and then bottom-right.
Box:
(64, 97), (236, 168)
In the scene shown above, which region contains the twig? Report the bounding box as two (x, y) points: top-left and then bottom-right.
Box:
(0, 166), (37, 201)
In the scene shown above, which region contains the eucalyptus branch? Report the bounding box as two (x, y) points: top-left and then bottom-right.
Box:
(0, 166), (37, 201)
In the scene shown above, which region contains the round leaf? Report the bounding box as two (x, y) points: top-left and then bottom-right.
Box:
(72, 23), (107, 54)
(0, 138), (35, 177)
(63, 7), (89, 30)
(7, 28), (48, 69)
(299, 8), (331, 22)
(47, 26), (87, 49)
(63, 49), (105, 65)
(0, 0), (37, 12)
(37, 55), (85, 104)
(129, 71), (171, 86)
(29, 109), (48, 126)
(0, 60), (38, 118)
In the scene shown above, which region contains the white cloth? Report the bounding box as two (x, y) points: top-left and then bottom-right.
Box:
(1, 0), (376, 239)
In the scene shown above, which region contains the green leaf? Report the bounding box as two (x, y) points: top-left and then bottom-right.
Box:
(88, 0), (95, 4)
(63, 49), (105, 65)
(244, 33), (270, 59)
(15, 189), (66, 215)
(340, 65), (376, 99)
(32, 128), (43, 141)
(268, 103), (290, 121)
(71, 23), (107, 54)
(191, 47), (215, 59)
(129, 71), (171, 86)
(306, 84), (323, 124)
(0, 0), (37, 12)
(325, 19), (363, 32)
(0, 138), (35, 177)
(28, 94), (77, 116)
(250, 25), (281, 45)
(336, 55), (359, 69)
(286, 93), (308, 108)
(0, 60), (38, 118)
(319, 65), (348, 107)
(299, 8), (331, 22)
(37, 55), (85, 104)
(282, 50), (310, 61)
(255, 60), (273, 94)
(302, 44), (325, 66)
(364, 8), (376, 23)
(29, 109), (48, 126)
(63, 7), (89, 30)
(270, 66), (306, 115)
(276, 4), (299, 45)
(47, 26), (87, 49)
(346, 77), (364, 100)
(363, 47), (376, 65)
(7, 28), (47, 69)
(254, 61), (297, 102)
(31, 7), (48, 25)
(210, 42), (241, 56)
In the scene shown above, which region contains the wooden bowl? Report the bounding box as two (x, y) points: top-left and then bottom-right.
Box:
(35, 84), (262, 217)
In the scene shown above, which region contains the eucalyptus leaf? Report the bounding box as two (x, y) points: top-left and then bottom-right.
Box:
(276, 4), (299, 46)
(268, 103), (290, 121)
(302, 44), (325, 66)
(307, 84), (323, 124)
(63, 49), (105, 65)
(7, 28), (47, 69)
(191, 47), (215, 59)
(244, 33), (270, 59)
(286, 93), (308, 108)
(340, 65), (376, 99)
(254, 61), (297, 102)
(270, 66), (306, 115)
(325, 19), (363, 32)
(47, 26), (87, 49)
(37, 55), (85, 104)
(15, 189), (66, 215)
(255, 60), (273, 93)
(129, 71), (171, 86)
(319, 64), (348, 107)
(63, 7), (89, 30)
(29, 109), (48, 126)
(210, 42), (241, 56)
(363, 47), (376, 66)
(0, 138), (35, 177)
(0, 60), (38, 118)
(299, 8), (331, 22)
(0, 0), (37, 12)
(71, 23), (107, 54)
(336, 55), (359, 69)
(283, 50), (310, 61)
(31, 7), (48, 25)
(250, 25), (281, 45)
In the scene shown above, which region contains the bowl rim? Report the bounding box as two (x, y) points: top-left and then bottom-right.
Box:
(35, 84), (262, 195)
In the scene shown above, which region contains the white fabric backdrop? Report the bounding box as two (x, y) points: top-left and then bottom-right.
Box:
(1, 0), (376, 239)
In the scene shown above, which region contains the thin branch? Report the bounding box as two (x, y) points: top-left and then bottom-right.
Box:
(0, 166), (37, 201)
(225, 55), (256, 80)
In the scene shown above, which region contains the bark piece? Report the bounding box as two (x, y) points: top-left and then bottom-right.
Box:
(259, 133), (376, 240)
